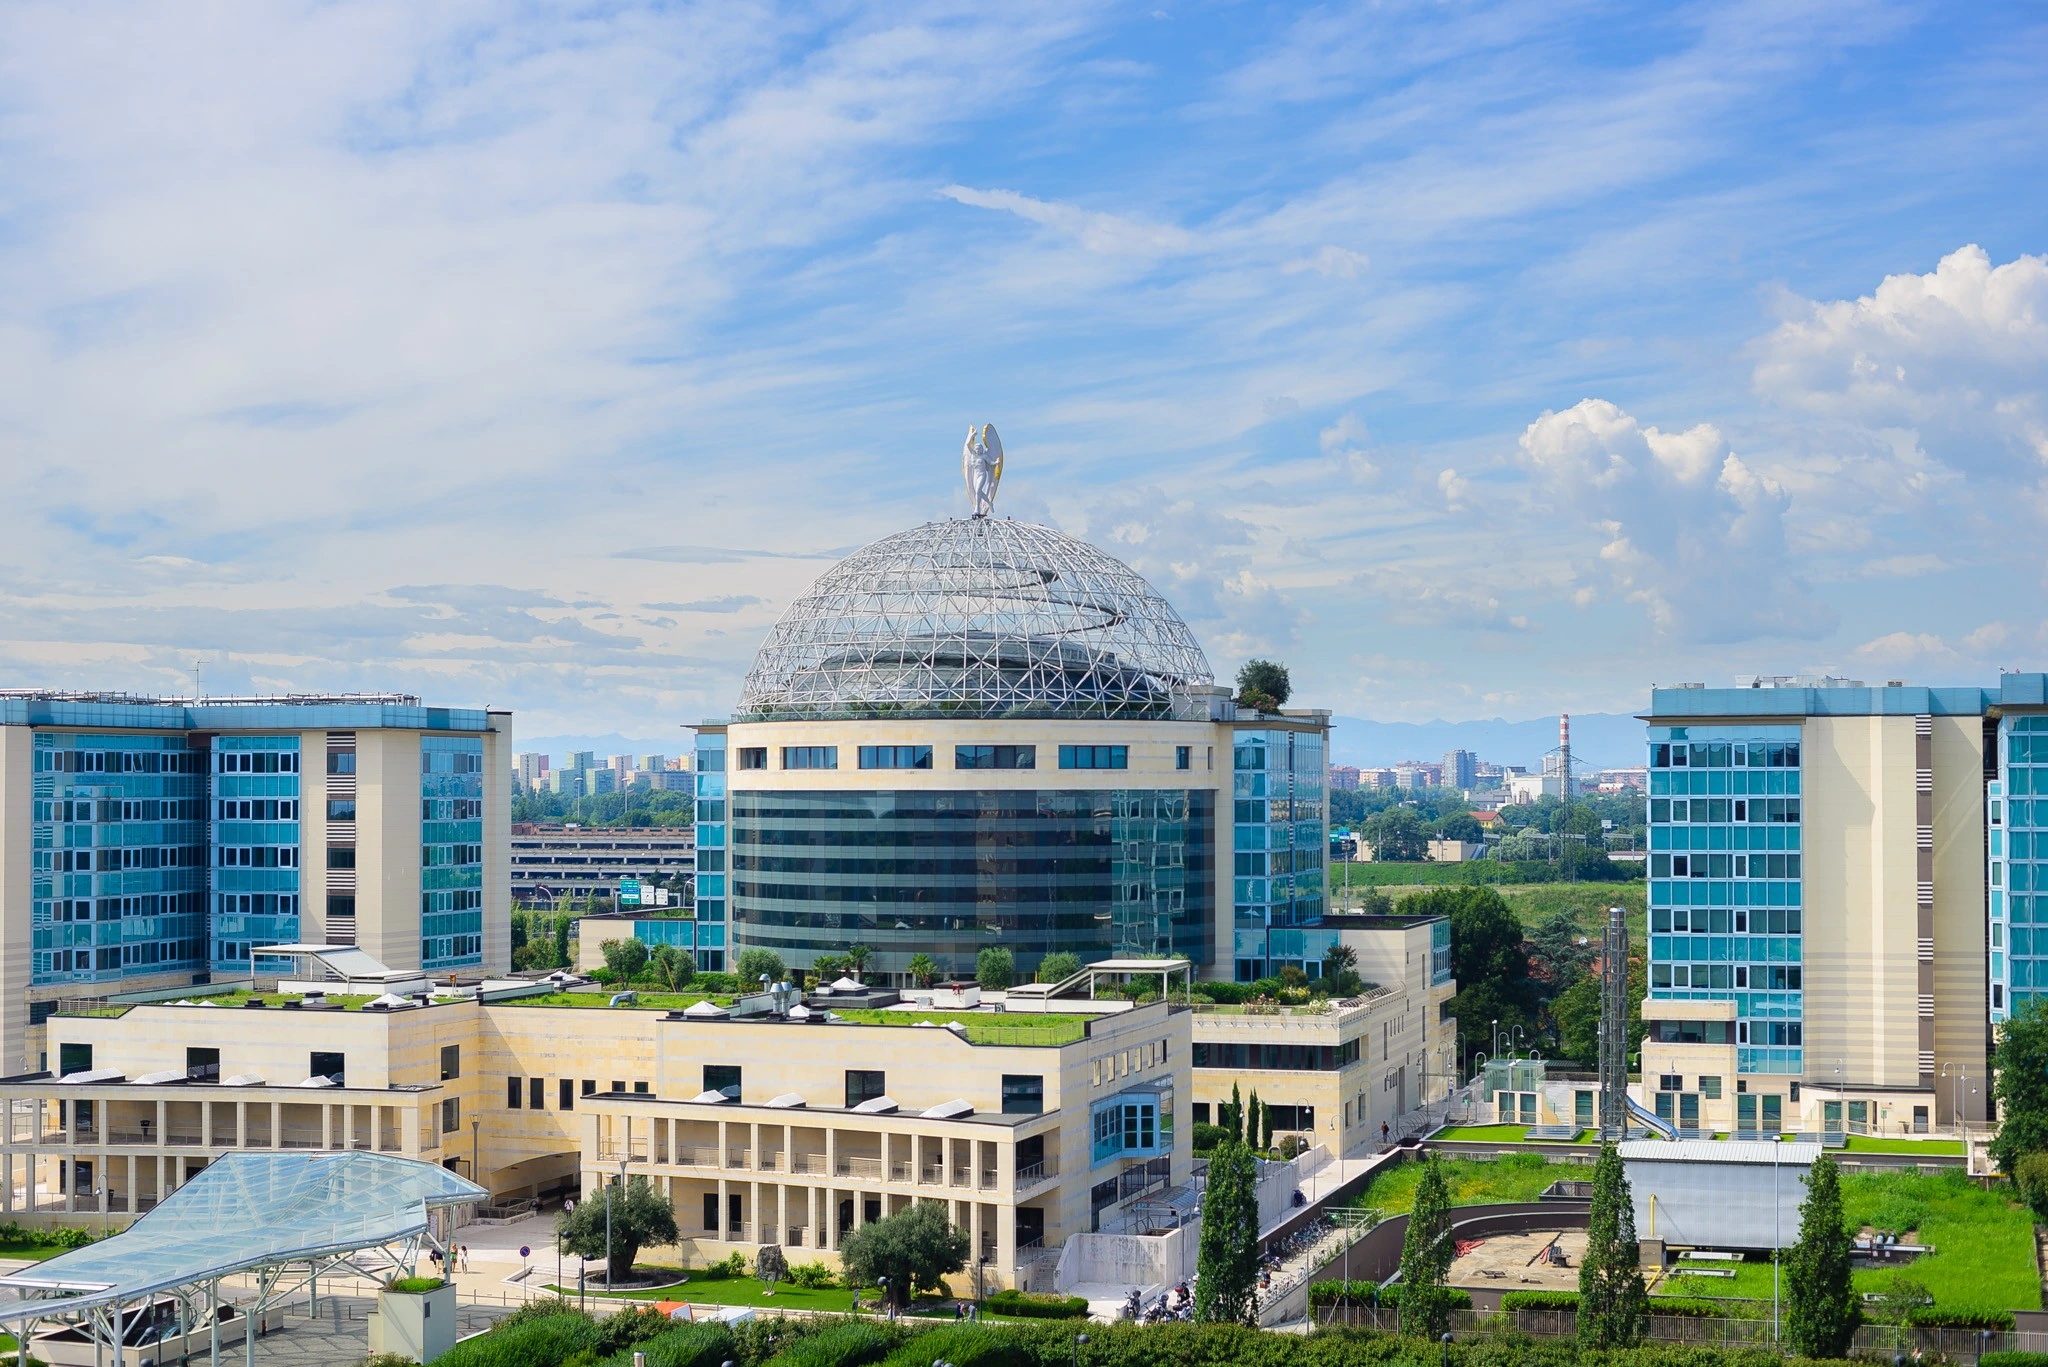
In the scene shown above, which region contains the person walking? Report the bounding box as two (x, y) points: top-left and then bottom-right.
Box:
(1381, 1120), (1390, 1146)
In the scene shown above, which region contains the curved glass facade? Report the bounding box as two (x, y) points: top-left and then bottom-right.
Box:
(730, 788), (1214, 976)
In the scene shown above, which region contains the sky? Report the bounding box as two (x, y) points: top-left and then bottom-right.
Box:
(0, 1), (2044, 746)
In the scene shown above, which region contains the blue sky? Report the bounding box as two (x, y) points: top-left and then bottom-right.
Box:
(0, 1), (2043, 741)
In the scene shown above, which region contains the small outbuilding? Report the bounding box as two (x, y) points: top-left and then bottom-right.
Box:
(1620, 1139), (1817, 1251)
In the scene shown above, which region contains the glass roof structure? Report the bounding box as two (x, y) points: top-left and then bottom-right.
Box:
(737, 517), (1215, 721)
(0, 1151), (483, 1323)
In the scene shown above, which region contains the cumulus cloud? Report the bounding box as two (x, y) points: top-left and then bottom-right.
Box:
(1515, 398), (1834, 643)
(1754, 245), (2048, 485)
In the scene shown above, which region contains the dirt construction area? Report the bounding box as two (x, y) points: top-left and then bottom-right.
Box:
(1448, 1229), (1588, 1292)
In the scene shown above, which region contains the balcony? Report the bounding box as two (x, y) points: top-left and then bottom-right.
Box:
(920, 1163), (945, 1186)
(835, 1155), (883, 1181)
(671, 1144), (721, 1168)
(978, 1169), (998, 1191)
(789, 1153), (828, 1176)
(725, 1149), (751, 1169)
(949, 1165), (971, 1188)
(889, 1160), (914, 1183)
(758, 1150), (784, 1172)
(1015, 1157), (1060, 1190)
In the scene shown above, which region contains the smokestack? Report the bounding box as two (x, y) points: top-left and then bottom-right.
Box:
(1560, 713), (1572, 800)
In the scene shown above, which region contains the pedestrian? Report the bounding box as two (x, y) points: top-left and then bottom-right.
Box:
(1381, 1120), (1390, 1145)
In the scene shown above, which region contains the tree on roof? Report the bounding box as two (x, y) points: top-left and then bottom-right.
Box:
(1235, 659), (1291, 712)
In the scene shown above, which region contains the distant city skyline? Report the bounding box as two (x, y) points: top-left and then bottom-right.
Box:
(0, 4), (2041, 739)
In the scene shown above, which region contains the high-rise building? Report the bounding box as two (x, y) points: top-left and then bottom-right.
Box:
(608, 754), (634, 774)
(564, 750), (596, 775)
(1637, 674), (2048, 1135)
(1442, 749), (1478, 790)
(1329, 765), (1361, 791)
(515, 752), (549, 791)
(0, 692), (511, 1074)
(638, 754), (668, 773)
(694, 513), (1331, 985)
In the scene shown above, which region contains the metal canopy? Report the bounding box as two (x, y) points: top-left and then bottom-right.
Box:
(0, 1151), (483, 1328)
(737, 518), (1215, 721)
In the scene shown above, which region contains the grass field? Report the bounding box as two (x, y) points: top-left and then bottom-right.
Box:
(0, 1240), (79, 1262)
(1842, 1136), (1966, 1156)
(1433, 1124), (1534, 1142)
(1349, 1152), (1575, 1214)
(1645, 1167), (2037, 1315)
(499, 991), (735, 1010)
(825, 1010), (1088, 1045)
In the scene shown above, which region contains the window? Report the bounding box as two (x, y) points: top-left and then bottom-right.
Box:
(560, 1079), (575, 1111)
(531, 1077), (546, 1109)
(1658, 1074), (1683, 1092)
(327, 752), (356, 775)
(1176, 746), (1190, 770)
(440, 1098), (461, 1134)
(507, 1078), (523, 1109)
(311, 1052), (345, 1085)
(1193, 1103), (1211, 1125)
(858, 746), (931, 770)
(186, 1047), (220, 1083)
(58, 1043), (92, 1077)
(1002, 1075), (1044, 1115)
(736, 748), (768, 770)
(326, 799), (357, 821)
(1059, 745), (1127, 770)
(610, 1081), (623, 1093)
(955, 745), (1035, 770)
(781, 746), (837, 770)
(582, 1079), (596, 1095)
(1574, 1090), (1594, 1127)
(704, 1193), (719, 1232)
(704, 1065), (741, 1100)
(440, 1046), (461, 1081)
(326, 847), (356, 870)
(845, 1070), (887, 1108)
(327, 894), (356, 921)
(1699, 1075), (1723, 1099)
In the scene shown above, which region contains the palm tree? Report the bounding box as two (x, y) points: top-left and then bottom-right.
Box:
(844, 943), (874, 977)
(906, 953), (940, 988)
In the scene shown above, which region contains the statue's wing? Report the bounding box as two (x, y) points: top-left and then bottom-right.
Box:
(983, 424), (1003, 482)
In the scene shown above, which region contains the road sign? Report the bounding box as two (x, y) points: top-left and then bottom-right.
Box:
(618, 878), (642, 908)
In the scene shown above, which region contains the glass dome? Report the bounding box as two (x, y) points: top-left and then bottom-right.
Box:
(737, 517), (1215, 720)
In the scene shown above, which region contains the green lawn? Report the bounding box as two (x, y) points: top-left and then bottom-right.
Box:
(1434, 1124), (1532, 1142)
(824, 1010), (1088, 1046)
(544, 1276), (988, 1318)
(1842, 1136), (1965, 1156)
(1349, 1152), (1575, 1214)
(1328, 873), (1646, 935)
(0, 1240), (81, 1262)
(1646, 1169), (2037, 1315)
(499, 991), (735, 1010)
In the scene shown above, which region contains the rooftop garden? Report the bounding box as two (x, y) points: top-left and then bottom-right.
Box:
(1348, 1151), (1577, 1214)
(501, 990), (736, 1011)
(825, 1009), (1088, 1045)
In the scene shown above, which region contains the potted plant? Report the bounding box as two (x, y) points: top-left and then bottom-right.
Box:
(368, 1273), (457, 1362)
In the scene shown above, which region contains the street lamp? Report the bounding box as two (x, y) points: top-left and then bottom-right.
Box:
(1440, 1331), (1453, 1367)
(471, 1118), (481, 1185)
(1073, 1332), (1089, 1367)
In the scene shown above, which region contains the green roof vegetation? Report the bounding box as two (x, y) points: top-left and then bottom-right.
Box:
(500, 991), (735, 1010)
(825, 1009), (1087, 1045)
(1348, 1152), (1576, 1214)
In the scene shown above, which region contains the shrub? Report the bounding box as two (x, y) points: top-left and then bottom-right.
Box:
(1981, 1353), (2048, 1367)
(597, 1320), (733, 1367)
(786, 1261), (838, 1288)
(1906, 1307), (2017, 1329)
(387, 1275), (445, 1294)
(1501, 1290), (1581, 1312)
(764, 1319), (894, 1367)
(879, 1323), (1031, 1367)
(432, 1310), (597, 1367)
(1308, 1281), (1382, 1306)
(0, 1223), (93, 1249)
(697, 1251), (747, 1280)
(984, 1289), (1089, 1319)
(1191, 1122), (1230, 1154)
(2015, 1152), (2048, 1219)
(1646, 1297), (1731, 1319)
(692, 972), (738, 994)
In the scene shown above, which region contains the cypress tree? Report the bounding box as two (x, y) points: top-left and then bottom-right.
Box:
(1785, 1154), (1858, 1357)
(1195, 1137), (1260, 1324)
(1578, 1141), (1648, 1347)
(1397, 1153), (1456, 1338)
(1262, 1097), (1275, 1151)
(1227, 1082), (1244, 1144)
(1248, 1089), (1261, 1151)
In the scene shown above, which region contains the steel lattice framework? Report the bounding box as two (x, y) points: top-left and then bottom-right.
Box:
(737, 517), (1215, 721)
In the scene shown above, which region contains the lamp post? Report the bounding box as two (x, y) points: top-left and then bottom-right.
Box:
(1441, 1331), (1453, 1367)
(1073, 1332), (1089, 1367)
(471, 1118), (481, 1187)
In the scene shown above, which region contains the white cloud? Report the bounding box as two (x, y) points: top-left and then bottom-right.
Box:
(1754, 245), (2048, 486)
(1280, 245), (1368, 279)
(1515, 398), (1834, 643)
(939, 185), (1196, 258)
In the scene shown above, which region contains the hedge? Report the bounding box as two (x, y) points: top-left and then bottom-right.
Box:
(1906, 1307), (2017, 1330)
(1980, 1353), (2048, 1367)
(764, 1320), (893, 1367)
(878, 1323), (1032, 1367)
(1308, 1283), (1470, 1310)
(388, 1276), (445, 1294)
(598, 1321), (735, 1367)
(1499, 1291), (1580, 1312)
(984, 1288), (1090, 1319)
(431, 1311), (597, 1367)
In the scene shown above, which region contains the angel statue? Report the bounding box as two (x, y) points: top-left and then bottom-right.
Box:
(962, 423), (1004, 518)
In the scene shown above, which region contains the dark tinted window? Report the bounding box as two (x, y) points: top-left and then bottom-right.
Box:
(955, 745), (1035, 770)
(1001, 1075), (1044, 1115)
(704, 1065), (741, 1099)
(311, 1052), (345, 1084)
(845, 1070), (886, 1108)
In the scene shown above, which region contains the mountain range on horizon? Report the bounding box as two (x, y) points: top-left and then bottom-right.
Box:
(515, 712), (1646, 777)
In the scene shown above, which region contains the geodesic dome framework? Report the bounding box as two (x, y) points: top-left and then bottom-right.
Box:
(736, 517), (1216, 721)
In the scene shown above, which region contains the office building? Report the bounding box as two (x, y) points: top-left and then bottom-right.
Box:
(0, 692), (511, 1075)
(693, 514), (1331, 985)
(1636, 673), (2048, 1135)
(1442, 750), (1478, 791)
(0, 954), (1193, 1291)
